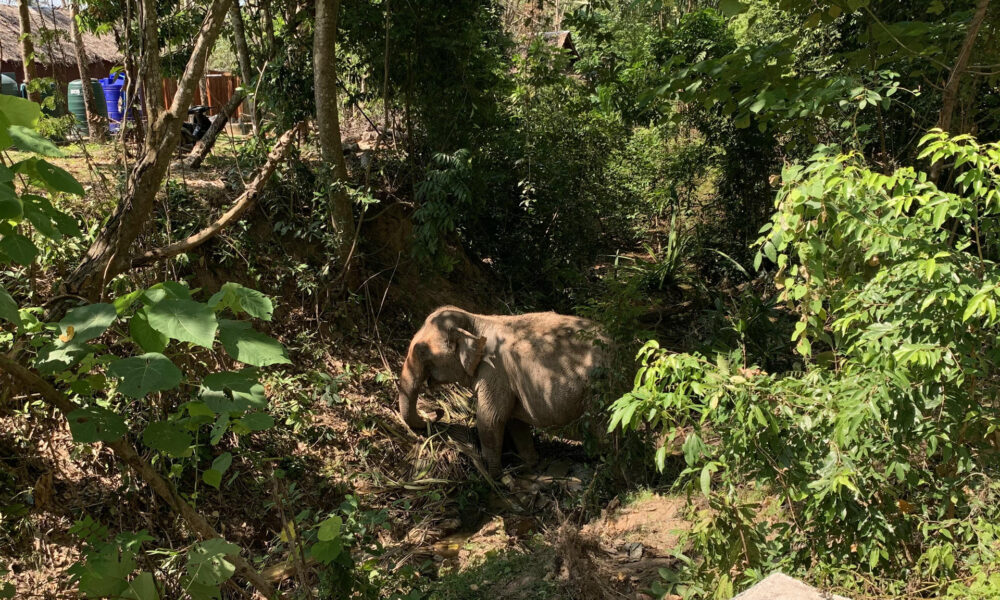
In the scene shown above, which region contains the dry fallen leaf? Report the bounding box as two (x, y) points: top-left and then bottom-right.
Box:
(59, 325), (75, 343)
(897, 499), (916, 514)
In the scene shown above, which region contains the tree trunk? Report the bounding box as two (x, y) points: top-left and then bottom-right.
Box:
(69, 0), (107, 141)
(18, 0), (39, 104)
(185, 88), (245, 168)
(61, 0), (234, 302)
(262, 0), (276, 53)
(228, 0), (257, 134)
(139, 0), (163, 129)
(313, 0), (356, 276)
(119, 0), (145, 146)
(937, 0), (990, 134)
(930, 0), (990, 184)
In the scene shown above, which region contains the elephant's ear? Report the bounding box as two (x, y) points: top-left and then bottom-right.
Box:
(453, 327), (486, 377)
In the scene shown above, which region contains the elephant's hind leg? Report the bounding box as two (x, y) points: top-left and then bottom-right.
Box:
(507, 419), (538, 468)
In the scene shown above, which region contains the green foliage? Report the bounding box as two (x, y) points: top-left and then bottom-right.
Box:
(611, 131), (1000, 596)
(413, 149), (475, 272)
(67, 517), (159, 599)
(0, 96), (81, 277)
(343, 0), (510, 151)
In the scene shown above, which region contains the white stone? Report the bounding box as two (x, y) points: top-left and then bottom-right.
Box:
(732, 573), (851, 600)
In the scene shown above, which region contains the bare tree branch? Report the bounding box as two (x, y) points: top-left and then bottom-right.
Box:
(133, 122), (303, 268)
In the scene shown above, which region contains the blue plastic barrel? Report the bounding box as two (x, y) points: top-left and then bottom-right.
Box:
(100, 74), (125, 132)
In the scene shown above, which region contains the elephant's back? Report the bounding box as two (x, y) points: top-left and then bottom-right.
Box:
(499, 313), (604, 428)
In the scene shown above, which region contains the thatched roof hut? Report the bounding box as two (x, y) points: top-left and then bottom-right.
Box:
(540, 30), (575, 52)
(0, 5), (120, 84)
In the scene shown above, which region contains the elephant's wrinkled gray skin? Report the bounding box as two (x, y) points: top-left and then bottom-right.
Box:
(397, 305), (606, 477)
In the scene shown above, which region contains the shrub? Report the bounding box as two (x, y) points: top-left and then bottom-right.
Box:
(610, 131), (1000, 597)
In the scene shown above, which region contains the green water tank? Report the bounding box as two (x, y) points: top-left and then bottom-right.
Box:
(0, 75), (18, 97)
(68, 79), (108, 132)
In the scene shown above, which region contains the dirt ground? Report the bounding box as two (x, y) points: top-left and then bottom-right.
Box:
(3, 359), (690, 599)
(0, 133), (692, 599)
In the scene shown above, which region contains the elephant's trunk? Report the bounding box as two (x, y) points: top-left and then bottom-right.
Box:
(398, 345), (426, 430)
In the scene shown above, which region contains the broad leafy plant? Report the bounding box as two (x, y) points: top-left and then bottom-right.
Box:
(610, 130), (1000, 597)
(0, 94), (292, 598)
(24, 280), (289, 598)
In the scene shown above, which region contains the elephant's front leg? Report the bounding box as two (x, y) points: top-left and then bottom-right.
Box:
(475, 380), (514, 478)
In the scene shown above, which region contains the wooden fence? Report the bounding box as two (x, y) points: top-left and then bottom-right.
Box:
(160, 71), (243, 120)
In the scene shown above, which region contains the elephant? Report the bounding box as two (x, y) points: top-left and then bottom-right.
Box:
(397, 305), (607, 477)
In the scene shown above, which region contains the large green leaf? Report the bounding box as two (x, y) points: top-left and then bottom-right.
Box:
(309, 538), (343, 565)
(218, 320), (290, 367)
(121, 571), (160, 600)
(185, 581), (222, 600)
(68, 545), (134, 597)
(141, 421), (192, 457)
(35, 340), (92, 373)
(146, 299), (217, 348)
(235, 411), (273, 432)
(209, 413), (230, 445)
(0, 184), (21, 221)
(67, 406), (127, 443)
(34, 160), (84, 196)
(0, 285), (19, 327)
(114, 289), (145, 315)
(202, 452), (233, 489)
(107, 353), (183, 398)
(0, 94), (41, 128)
(310, 515), (344, 564)
(9, 125), (62, 157)
(51, 210), (81, 237)
(59, 303), (117, 343)
(208, 283), (274, 321)
(200, 370), (267, 414)
(317, 515), (342, 542)
(0, 233), (38, 265)
(129, 307), (169, 353)
(21, 195), (61, 239)
(718, 0), (746, 17)
(186, 538), (240, 586)
(141, 281), (192, 304)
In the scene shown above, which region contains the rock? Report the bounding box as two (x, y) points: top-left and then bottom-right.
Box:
(733, 573), (851, 600)
(623, 542), (644, 561)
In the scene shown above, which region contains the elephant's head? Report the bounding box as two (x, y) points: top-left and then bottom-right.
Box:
(398, 307), (487, 430)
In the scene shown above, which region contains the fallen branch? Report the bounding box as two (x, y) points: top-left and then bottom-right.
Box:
(0, 354), (282, 600)
(132, 122), (303, 269)
(185, 88), (248, 169)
